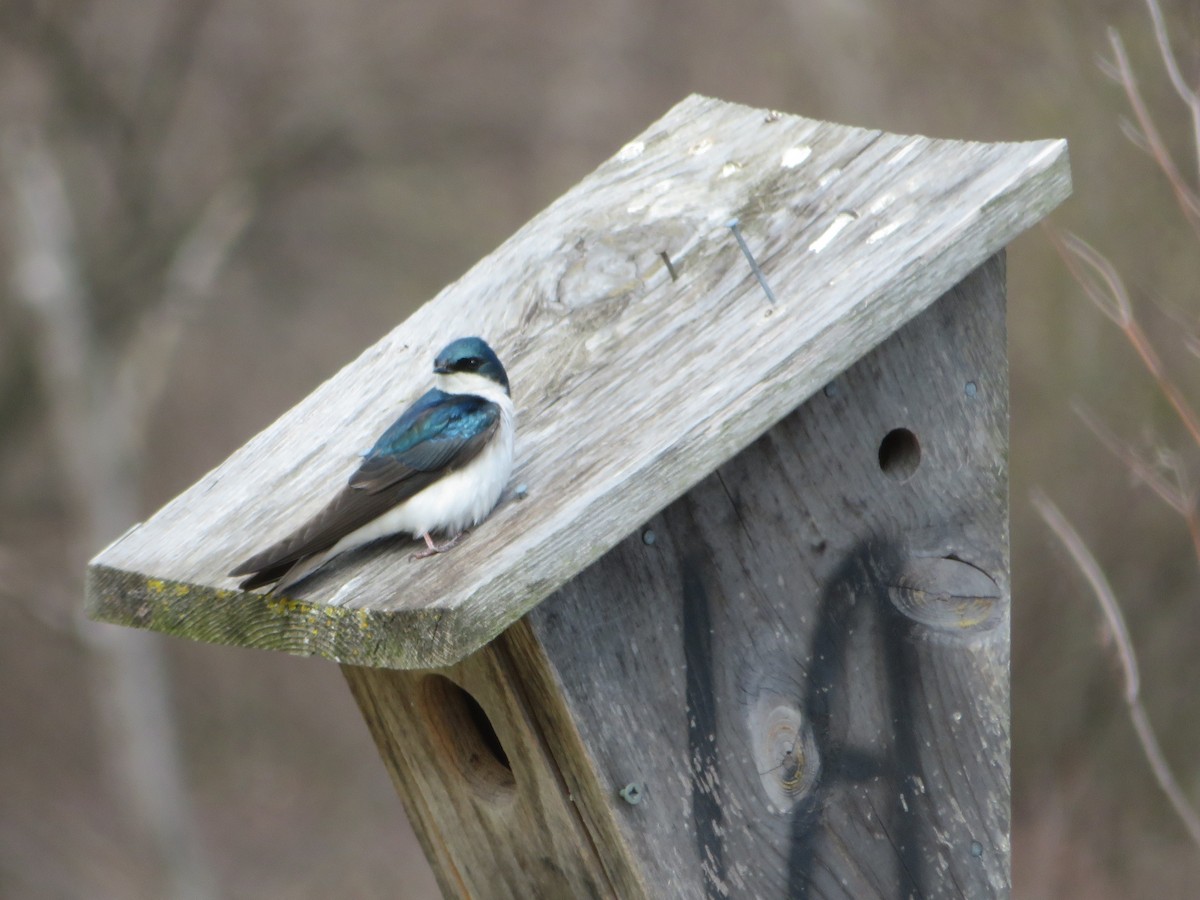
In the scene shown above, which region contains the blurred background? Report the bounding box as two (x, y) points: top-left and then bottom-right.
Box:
(2, 0), (1199, 897)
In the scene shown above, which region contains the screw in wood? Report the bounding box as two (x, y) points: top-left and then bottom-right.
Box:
(618, 782), (644, 805)
(659, 251), (679, 281)
(725, 219), (777, 304)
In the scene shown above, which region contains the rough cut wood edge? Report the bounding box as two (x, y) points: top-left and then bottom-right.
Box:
(340, 636), (625, 899)
(87, 94), (1069, 668)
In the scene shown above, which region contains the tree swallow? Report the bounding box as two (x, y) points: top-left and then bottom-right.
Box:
(230, 336), (515, 594)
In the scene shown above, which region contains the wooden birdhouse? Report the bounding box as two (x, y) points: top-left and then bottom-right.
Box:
(87, 95), (1070, 898)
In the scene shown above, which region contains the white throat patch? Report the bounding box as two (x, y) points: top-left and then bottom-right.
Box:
(435, 370), (509, 403)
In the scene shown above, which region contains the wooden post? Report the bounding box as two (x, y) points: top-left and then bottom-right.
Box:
(86, 96), (1068, 898)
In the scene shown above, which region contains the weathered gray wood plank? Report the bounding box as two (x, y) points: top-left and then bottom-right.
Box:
(87, 95), (1064, 668)
(509, 255), (1010, 897)
(341, 647), (625, 899)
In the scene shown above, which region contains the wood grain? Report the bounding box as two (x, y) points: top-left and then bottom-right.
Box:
(341, 642), (624, 899)
(338, 255), (1011, 898)
(87, 95), (1065, 668)
(504, 254), (1011, 898)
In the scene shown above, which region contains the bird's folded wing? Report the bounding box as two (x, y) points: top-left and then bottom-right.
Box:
(229, 397), (500, 579)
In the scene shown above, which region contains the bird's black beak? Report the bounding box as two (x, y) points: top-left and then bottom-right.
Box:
(433, 363), (451, 374)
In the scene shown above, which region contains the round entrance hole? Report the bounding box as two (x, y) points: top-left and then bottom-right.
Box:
(878, 428), (921, 481)
(421, 675), (515, 799)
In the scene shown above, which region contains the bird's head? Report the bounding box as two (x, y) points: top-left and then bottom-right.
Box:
(433, 337), (510, 398)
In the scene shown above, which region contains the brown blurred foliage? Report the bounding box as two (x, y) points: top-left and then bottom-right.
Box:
(1, 0), (1198, 896)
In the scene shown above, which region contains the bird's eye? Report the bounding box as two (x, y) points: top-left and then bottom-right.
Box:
(461, 357), (482, 370)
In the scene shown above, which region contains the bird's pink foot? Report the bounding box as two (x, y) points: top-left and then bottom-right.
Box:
(411, 530), (467, 559)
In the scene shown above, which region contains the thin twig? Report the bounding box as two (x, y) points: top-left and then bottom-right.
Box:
(1105, 26), (1200, 238)
(1074, 404), (1200, 560)
(1143, 0), (1200, 189)
(115, 180), (254, 448)
(1074, 405), (1189, 514)
(131, 0), (218, 213)
(1049, 229), (1131, 323)
(1033, 491), (1200, 850)
(1050, 229), (1200, 451)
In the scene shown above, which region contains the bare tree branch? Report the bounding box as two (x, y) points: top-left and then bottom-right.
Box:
(1048, 229), (1132, 324)
(1, 125), (219, 900)
(1033, 491), (1200, 850)
(0, 125), (96, 501)
(1117, 115), (1155, 156)
(116, 179), (254, 448)
(1074, 405), (1190, 516)
(1074, 404), (1200, 560)
(116, 0), (220, 236)
(1104, 26), (1200, 238)
(135, 0), (217, 151)
(1143, 0), (1200, 188)
(0, 0), (136, 147)
(1049, 229), (1200, 451)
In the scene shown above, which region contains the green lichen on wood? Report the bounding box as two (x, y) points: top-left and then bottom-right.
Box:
(85, 564), (451, 668)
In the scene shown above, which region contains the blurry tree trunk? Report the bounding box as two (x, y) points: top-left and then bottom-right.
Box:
(2, 127), (250, 900)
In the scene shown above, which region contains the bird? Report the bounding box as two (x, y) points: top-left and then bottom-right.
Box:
(229, 336), (515, 594)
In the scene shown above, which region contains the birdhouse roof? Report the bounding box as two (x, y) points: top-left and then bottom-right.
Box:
(87, 95), (1070, 668)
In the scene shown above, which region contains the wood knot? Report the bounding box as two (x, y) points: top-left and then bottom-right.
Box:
(750, 697), (820, 813)
(887, 556), (1004, 633)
